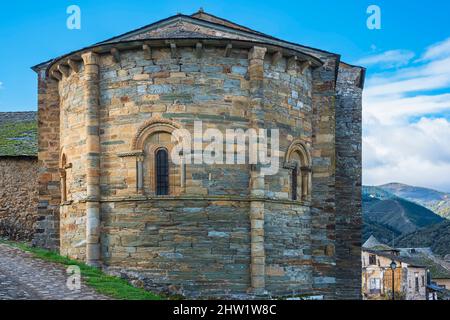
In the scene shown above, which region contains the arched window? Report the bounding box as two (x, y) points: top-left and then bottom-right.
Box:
(131, 117), (185, 196)
(155, 148), (169, 196)
(285, 141), (312, 201)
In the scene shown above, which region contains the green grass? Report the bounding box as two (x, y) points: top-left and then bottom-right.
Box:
(0, 240), (163, 300)
(0, 121), (37, 156)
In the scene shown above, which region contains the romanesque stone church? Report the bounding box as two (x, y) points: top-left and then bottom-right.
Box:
(32, 10), (364, 299)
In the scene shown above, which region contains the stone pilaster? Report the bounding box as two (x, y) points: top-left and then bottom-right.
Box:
(335, 63), (364, 299)
(137, 154), (144, 194)
(310, 55), (339, 299)
(81, 52), (101, 267)
(33, 68), (61, 250)
(248, 46), (267, 294)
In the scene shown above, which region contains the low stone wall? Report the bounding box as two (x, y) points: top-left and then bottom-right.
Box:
(0, 157), (38, 240)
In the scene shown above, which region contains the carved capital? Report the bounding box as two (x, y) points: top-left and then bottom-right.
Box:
(283, 161), (297, 170)
(81, 52), (100, 66)
(248, 46), (267, 60)
(59, 168), (66, 178)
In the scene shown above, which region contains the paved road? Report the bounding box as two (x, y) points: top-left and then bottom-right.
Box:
(0, 243), (110, 300)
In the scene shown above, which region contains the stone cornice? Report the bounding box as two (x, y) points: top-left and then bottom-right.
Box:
(117, 150), (144, 158)
(63, 194), (312, 207)
(43, 38), (323, 80)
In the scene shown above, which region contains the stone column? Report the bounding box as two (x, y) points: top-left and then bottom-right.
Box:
(248, 46), (267, 294)
(137, 154), (144, 194)
(82, 52), (101, 267)
(59, 168), (67, 203)
(301, 166), (311, 201)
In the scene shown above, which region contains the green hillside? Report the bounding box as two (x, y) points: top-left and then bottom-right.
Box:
(363, 187), (444, 235)
(380, 183), (450, 220)
(395, 220), (450, 256)
(0, 112), (37, 156)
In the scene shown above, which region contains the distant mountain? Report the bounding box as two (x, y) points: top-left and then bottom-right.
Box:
(380, 183), (450, 220)
(395, 220), (450, 256)
(363, 184), (450, 256)
(363, 186), (444, 235)
(363, 218), (401, 246)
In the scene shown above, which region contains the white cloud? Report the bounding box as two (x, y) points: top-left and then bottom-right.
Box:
(364, 118), (450, 192)
(362, 39), (450, 192)
(420, 37), (450, 61)
(355, 50), (415, 69)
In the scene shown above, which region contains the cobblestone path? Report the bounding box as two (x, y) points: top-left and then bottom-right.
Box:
(0, 243), (110, 300)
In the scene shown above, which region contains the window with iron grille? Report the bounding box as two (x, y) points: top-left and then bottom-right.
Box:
(155, 148), (169, 196)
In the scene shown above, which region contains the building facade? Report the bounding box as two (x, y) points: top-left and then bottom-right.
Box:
(362, 237), (428, 300)
(0, 112), (38, 241)
(33, 11), (364, 299)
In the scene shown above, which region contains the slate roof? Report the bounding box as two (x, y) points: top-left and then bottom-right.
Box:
(398, 248), (450, 279)
(363, 235), (398, 251)
(363, 238), (450, 279)
(363, 248), (426, 268)
(33, 9), (338, 72)
(0, 112), (38, 157)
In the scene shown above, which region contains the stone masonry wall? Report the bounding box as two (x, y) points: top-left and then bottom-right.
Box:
(335, 63), (364, 299)
(310, 54), (340, 299)
(34, 71), (61, 250)
(37, 28), (365, 297)
(54, 45), (321, 298)
(101, 199), (251, 298)
(0, 157), (38, 241)
(264, 202), (312, 295)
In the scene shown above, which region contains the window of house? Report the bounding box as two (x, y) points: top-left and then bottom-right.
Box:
(415, 273), (420, 292)
(155, 148), (169, 196)
(422, 275), (425, 287)
(369, 254), (377, 265)
(370, 278), (381, 293)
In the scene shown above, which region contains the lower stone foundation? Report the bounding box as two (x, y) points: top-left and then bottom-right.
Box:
(60, 198), (313, 298)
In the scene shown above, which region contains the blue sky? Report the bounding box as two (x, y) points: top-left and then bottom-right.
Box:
(1, 1), (449, 191)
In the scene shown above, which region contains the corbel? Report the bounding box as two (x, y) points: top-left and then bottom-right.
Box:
(271, 51), (283, 66)
(67, 59), (79, 73)
(300, 60), (313, 75)
(195, 42), (203, 59)
(286, 56), (298, 72)
(166, 41), (177, 59)
(58, 64), (70, 78)
(142, 44), (152, 60)
(51, 70), (63, 81)
(224, 43), (232, 57)
(111, 48), (121, 63)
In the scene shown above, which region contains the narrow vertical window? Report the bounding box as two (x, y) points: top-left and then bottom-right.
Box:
(60, 154), (67, 203)
(292, 166), (298, 201)
(155, 148), (169, 196)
